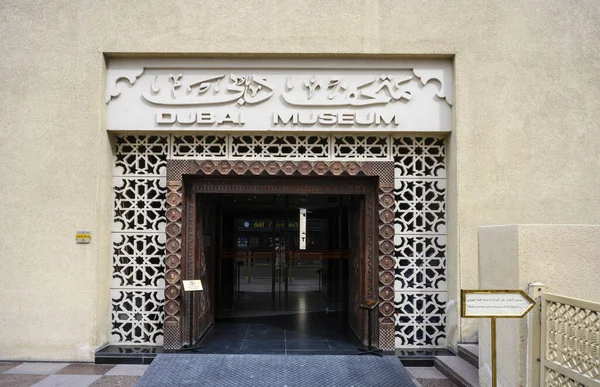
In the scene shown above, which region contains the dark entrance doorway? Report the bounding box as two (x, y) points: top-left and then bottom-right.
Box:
(195, 193), (364, 353)
(163, 163), (396, 352)
(216, 194), (352, 317)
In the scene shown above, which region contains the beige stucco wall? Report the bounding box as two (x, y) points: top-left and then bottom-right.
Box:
(0, 0), (599, 360)
(478, 225), (600, 387)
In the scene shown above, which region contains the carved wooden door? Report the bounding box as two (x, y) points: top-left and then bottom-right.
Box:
(347, 195), (365, 340)
(194, 194), (216, 342)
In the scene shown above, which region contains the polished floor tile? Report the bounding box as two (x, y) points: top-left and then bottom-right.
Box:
(200, 311), (362, 354)
(104, 365), (148, 376)
(31, 374), (102, 387)
(56, 364), (115, 375)
(0, 374), (47, 387)
(0, 363), (19, 373)
(89, 375), (140, 387)
(242, 339), (285, 350)
(4, 362), (70, 375)
(285, 330), (325, 340)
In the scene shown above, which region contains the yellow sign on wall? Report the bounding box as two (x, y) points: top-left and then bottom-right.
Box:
(76, 230), (91, 244)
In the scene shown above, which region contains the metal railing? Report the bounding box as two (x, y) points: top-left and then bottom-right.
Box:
(528, 284), (600, 386)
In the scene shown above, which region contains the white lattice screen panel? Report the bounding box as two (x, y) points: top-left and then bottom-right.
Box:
(114, 135), (168, 176)
(110, 134), (448, 348)
(170, 134), (227, 159)
(229, 135), (330, 159)
(110, 289), (165, 345)
(111, 233), (166, 289)
(111, 135), (167, 345)
(541, 294), (600, 387)
(112, 177), (167, 232)
(168, 134), (391, 160)
(394, 292), (447, 347)
(392, 137), (446, 178)
(394, 235), (447, 291)
(392, 136), (447, 348)
(545, 369), (586, 387)
(332, 135), (389, 159)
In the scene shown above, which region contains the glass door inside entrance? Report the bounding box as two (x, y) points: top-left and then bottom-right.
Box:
(215, 194), (352, 318)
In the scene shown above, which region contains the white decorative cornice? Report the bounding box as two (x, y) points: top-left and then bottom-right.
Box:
(412, 68), (453, 106)
(105, 67), (145, 104)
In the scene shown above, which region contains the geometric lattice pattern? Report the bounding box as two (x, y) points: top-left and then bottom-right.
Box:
(393, 235), (446, 291)
(230, 135), (330, 159)
(393, 136), (447, 348)
(545, 368), (586, 387)
(394, 292), (447, 347)
(168, 134), (392, 160)
(544, 368), (586, 387)
(112, 177), (167, 232)
(109, 134), (448, 348)
(111, 233), (166, 289)
(171, 135), (227, 159)
(543, 299), (600, 384)
(392, 137), (445, 178)
(111, 136), (168, 345)
(110, 289), (165, 345)
(332, 135), (388, 159)
(393, 179), (446, 235)
(113, 135), (168, 176)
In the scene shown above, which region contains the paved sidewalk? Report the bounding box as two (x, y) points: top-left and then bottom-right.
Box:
(0, 361), (455, 387)
(0, 362), (146, 387)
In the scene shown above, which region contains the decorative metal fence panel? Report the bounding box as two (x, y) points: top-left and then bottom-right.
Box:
(540, 293), (600, 387)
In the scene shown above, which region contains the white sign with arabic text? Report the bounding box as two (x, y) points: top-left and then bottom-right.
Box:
(106, 58), (453, 132)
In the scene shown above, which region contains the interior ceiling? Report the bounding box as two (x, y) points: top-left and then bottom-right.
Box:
(220, 194), (353, 210)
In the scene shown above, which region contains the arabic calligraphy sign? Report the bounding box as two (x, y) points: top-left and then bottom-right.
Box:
(460, 289), (535, 387)
(106, 58), (453, 132)
(461, 289), (536, 318)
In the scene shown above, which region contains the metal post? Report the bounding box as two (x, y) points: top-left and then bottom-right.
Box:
(314, 269), (322, 293)
(284, 195), (289, 310)
(271, 195), (276, 311)
(236, 261), (241, 299)
(492, 317), (497, 387)
(527, 282), (547, 387)
(337, 196), (343, 311)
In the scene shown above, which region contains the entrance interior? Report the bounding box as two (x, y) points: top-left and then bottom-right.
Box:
(194, 193), (364, 353)
(218, 194), (350, 317)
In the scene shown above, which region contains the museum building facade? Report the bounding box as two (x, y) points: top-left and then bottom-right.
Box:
(106, 58), (452, 350)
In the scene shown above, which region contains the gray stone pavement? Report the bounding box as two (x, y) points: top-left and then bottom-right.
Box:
(0, 362), (146, 387)
(407, 366), (458, 387)
(0, 361), (456, 386)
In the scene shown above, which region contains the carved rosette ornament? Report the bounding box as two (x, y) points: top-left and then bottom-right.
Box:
(163, 182), (183, 349)
(378, 183), (396, 351)
(163, 159), (394, 351)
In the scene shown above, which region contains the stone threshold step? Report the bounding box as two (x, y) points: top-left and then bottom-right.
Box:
(457, 343), (479, 368)
(434, 355), (480, 387)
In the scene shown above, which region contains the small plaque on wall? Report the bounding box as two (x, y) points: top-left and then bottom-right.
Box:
(76, 230), (91, 244)
(182, 280), (203, 292)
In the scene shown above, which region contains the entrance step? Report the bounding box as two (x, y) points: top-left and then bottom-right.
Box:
(457, 343), (479, 368)
(95, 345), (161, 365)
(434, 355), (480, 387)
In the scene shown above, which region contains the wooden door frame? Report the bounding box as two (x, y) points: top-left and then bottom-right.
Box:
(163, 160), (396, 351)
